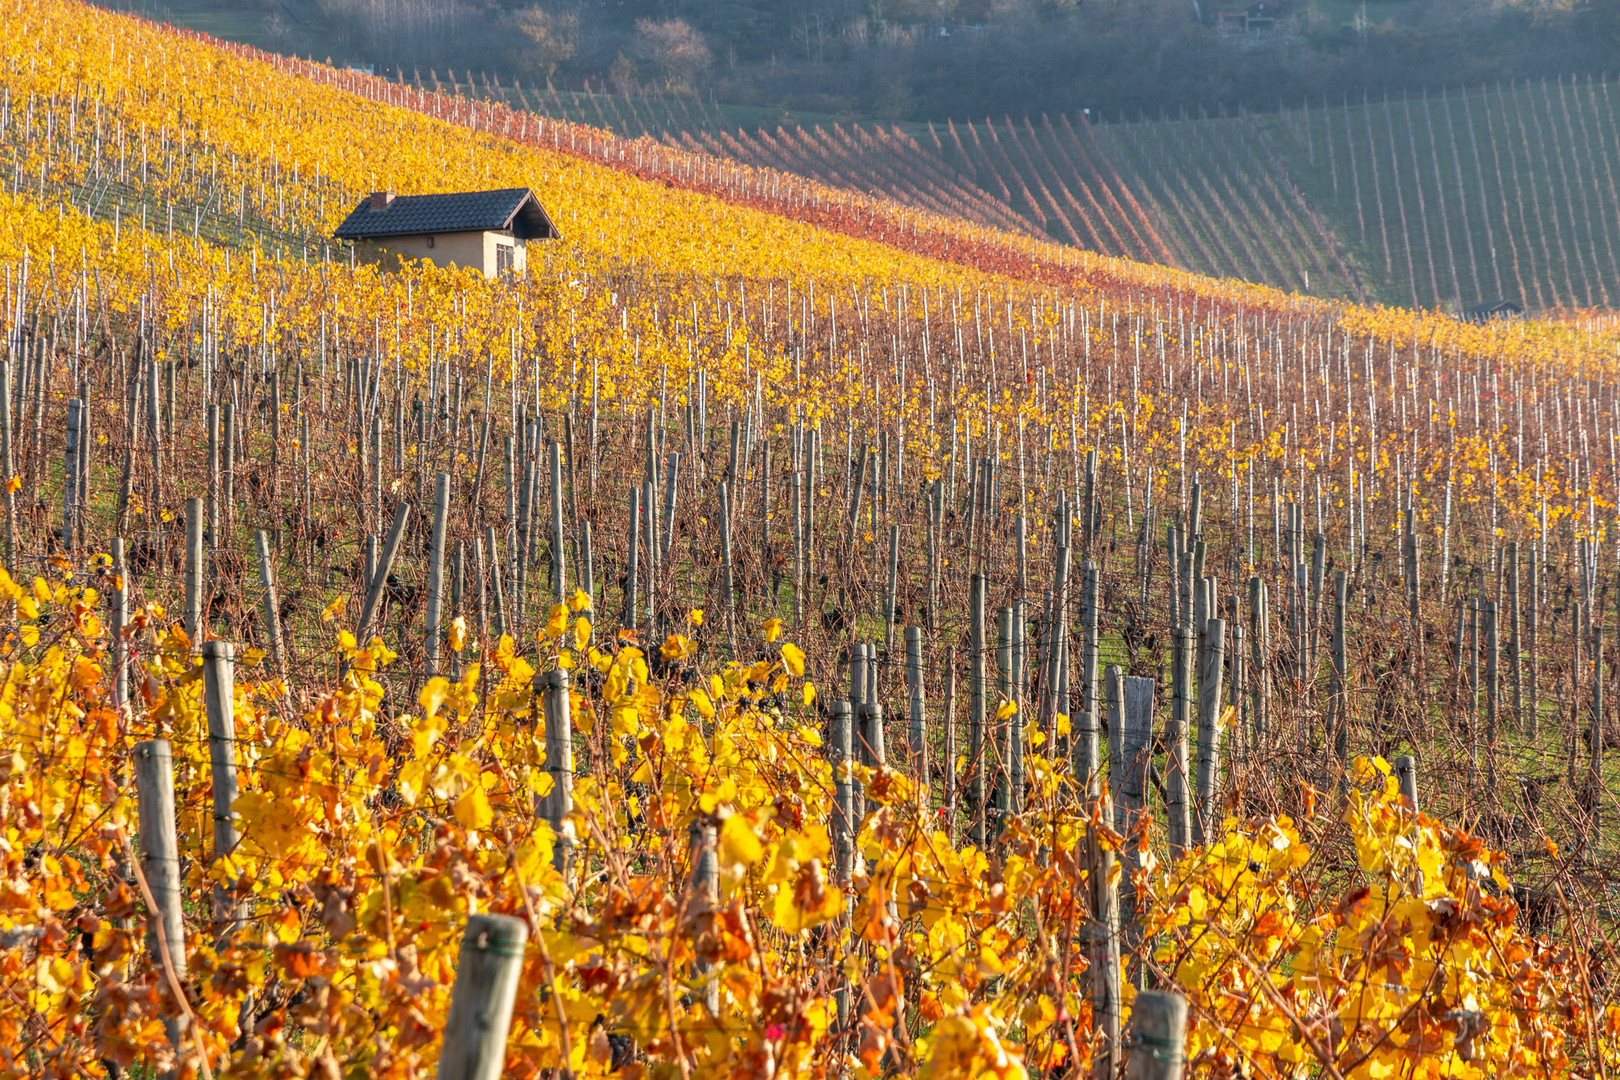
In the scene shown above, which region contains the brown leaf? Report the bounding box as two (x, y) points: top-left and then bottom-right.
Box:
(589, 1026), (614, 1065)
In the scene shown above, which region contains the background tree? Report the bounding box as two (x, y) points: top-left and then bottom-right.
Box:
(511, 5), (578, 82)
(632, 17), (714, 92)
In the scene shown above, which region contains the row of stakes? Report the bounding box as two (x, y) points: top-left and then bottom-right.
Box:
(121, 637), (1205, 1079)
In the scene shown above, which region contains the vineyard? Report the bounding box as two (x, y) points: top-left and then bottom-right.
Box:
(5, 2), (1620, 1079)
(422, 72), (1620, 312)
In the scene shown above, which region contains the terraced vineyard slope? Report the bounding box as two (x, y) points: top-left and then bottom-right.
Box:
(5, 6), (1620, 1079)
(434, 73), (1620, 310)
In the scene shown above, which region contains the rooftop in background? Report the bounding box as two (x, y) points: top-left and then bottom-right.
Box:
(1462, 299), (1525, 323)
(333, 188), (560, 241)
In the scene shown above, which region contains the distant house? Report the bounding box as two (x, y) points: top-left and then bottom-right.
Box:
(1462, 300), (1524, 323)
(1218, 1), (1279, 30)
(334, 188), (560, 278)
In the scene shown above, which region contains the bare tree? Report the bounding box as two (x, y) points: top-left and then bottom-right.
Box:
(631, 18), (712, 92)
(513, 7), (578, 81)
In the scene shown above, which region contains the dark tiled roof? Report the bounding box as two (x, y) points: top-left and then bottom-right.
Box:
(333, 187), (560, 240)
(1463, 299), (1524, 322)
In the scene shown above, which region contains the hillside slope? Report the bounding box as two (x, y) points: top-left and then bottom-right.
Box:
(4, 5), (1620, 1079)
(430, 75), (1620, 312)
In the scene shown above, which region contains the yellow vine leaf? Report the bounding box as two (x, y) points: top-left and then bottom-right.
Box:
(454, 783), (493, 831)
(780, 643), (805, 677)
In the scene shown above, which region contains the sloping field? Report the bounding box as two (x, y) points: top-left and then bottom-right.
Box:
(1265, 82), (1620, 311)
(439, 73), (1620, 310)
(6, 5), (1620, 1078)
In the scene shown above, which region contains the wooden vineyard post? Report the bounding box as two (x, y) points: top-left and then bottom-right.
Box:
(1404, 509), (1424, 706)
(994, 605), (1013, 825)
(222, 401), (236, 540)
(133, 737), (186, 1057)
(1166, 622), (1191, 857)
(928, 480), (942, 634)
(1125, 991), (1187, 1080)
(1527, 552), (1539, 738)
(1395, 754), (1419, 812)
(640, 478), (655, 626)
(514, 446), (533, 616)
(1395, 752), (1427, 895)
(134, 738), (186, 974)
(1294, 561), (1310, 696)
(425, 472), (450, 678)
(1309, 532), (1325, 678)
(450, 541), (465, 679)
(1078, 561), (1100, 782)
(147, 359), (162, 518)
(201, 641), (245, 941)
(1507, 541), (1523, 734)
(504, 435), (517, 561)
(184, 497), (204, 643)
(830, 694), (856, 1033)
(111, 537), (129, 709)
(63, 397), (81, 550)
(300, 412), (312, 558)
(1485, 597), (1499, 797)
(1005, 602), (1025, 816)
(1450, 597), (1467, 758)
(1192, 570), (1208, 676)
(1167, 524), (1182, 630)
(689, 813), (721, 1015)
(437, 913), (530, 1080)
(1466, 597), (1480, 792)
(847, 639), (866, 714)
(830, 700), (855, 883)
(857, 689), (886, 803)
(254, 530), (286, 680)
(0, 356), (12, 571)
(661, 451), (679, 565)
(549, 440), (565, 605)
(1117, 675), (1155, 927)
(1330, 570), (1348, 783)
(1039, 542), (1070, 746)
(541, 669), (575, 881)
(1193, 617), (1225, 847)
(363, 537), (380, 614)
(1074, 607), (1103, 798)
(844, 445), (868, 559)
(269, 370), (280, 506)
(848, 647), (874, 822)
(579, 519), (594, 609)
(968, 573), (987, 847)
(1084, 449), (1099, 551)
(473, 537), (488, 642)
(1225, 597), (1245, 767)
(847, 646), (873, 828)
(806, 427), (820, 589)
(905, 626), (927, 778)
(791, 470), (804, 628)
(356, 501), (411, 646)
(885, 524), (900, 655)
(719, 481), (736, 653)
(1088, 776), (1121, 1080)
(1248, 577), (1270, 770)
(485, 525), (506, 638)
(1587, 625), (1603, 829)
(78, 383), (91, 550)
(1105, 664), (1124, 785)
(207, 404), (219, 543)
(943, 646), (958, 831)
